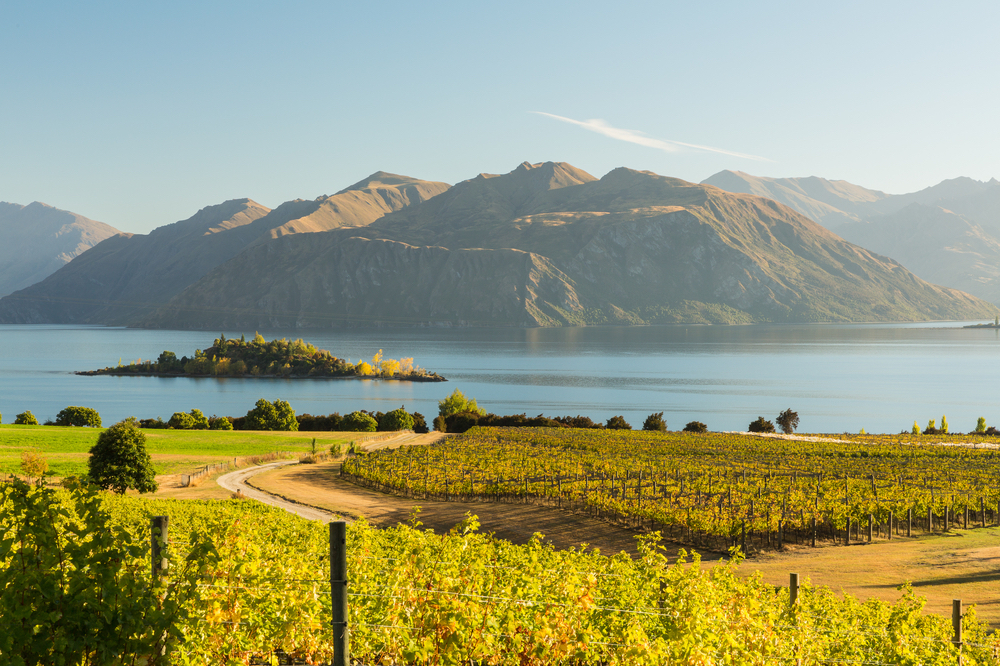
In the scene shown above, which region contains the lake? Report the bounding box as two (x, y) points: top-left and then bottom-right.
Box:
(1, 322), (999, 434)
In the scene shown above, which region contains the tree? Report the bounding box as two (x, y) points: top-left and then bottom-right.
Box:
(189, 408), (209, 429)
(941, 414), (949, 434)
(14, 411), (38, 425)
(642, 412), (667, 432)
(20, 451), (48, 482)
(976, 417), (987, 434)
(244, 398), (298, 431)
(342, 411), (377, 432)
(748, 417), (775, 433)
(168, 412), (196, 429)
(55, 406), (102, 427)
(412, 412), (429, 434)
(379, 407), (415, 432)
(683, 421), (708, 433)
(606, 415), (632, 430)
(775, 409), (800, 435)
(912, 421), (921, 435)
(87, 418), (157, 494)
(208, 415), (234, 430)
(438, 389), (486, 418)
(433, 415), (447, 432)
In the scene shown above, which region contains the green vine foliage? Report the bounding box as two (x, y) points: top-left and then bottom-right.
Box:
(0, 480), (217, 665)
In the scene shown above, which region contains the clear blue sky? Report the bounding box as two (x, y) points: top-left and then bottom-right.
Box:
(3, 1), (999, 233)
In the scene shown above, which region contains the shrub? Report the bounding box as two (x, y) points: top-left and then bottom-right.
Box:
(208, 415), (234, 430)
(776, 409), (799, 435)
(911, 421), (921, 435)
(444, 411), (481, 434)
(606, 415), (632, 430)
(20, 451), (48, 481)
(55, 406), (102, 427)
(14, 410), (39, 425)
(433, 415), (446, 432)
(87, 417), (157, 494)
(748, 417), (775, 433)
(976, 417), (988, 434)
(551, 415), (604, 429)
(342, 411), (377, 432)
(438, 389), (486, 418)
(941, 414), (949, 434)
(244, 398), (298, 431)
(139, 417), (168, 429)
(412, 412), (429, 434)
(683, 421), (708, 433)
(379, 407), (415, 432)
(924, 419), (941, 435)
(168, 412), (196, 429)
(642, 412), (667, 432)
(189, 408), (209, 429)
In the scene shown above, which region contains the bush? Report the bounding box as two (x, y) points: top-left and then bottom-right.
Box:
(642, 412), (667, 432)
(551, 415), (604, 429)
(379, 407), (415, 432)
(138, 417), (168, 429)
(208, 415), (234, 430)
(976, 417), (988, 434)
(412, 412), (429, 434)
(168, 412), (196, 429)
(342, 411), (377, 432)
(55, 406), (102, 428)
(444, 411), (481, 434)
(776, 409), (799, 435)
(244, 398), (298, 431)
(438, 389), (486, 418)
(433, 415), (446, 432)
(297, 413), (343, 431)
(606, 415), (631, 430)
(14, 411), (39, 425)
(683, 421), (708, 433)
(20, 451), (48, 480)
(911, 421), (920, 435)
(87, 417), (157, 494)
(189, 408), (209, 429)
(748, 417), (775, 433)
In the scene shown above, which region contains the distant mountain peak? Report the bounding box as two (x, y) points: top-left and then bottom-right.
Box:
(338, 171), (439, 195)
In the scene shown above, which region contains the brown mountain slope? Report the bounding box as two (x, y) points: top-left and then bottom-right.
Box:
(0, 202), (120, 296)
(0, 174), (450, 324)
(139, 163), (996, 329)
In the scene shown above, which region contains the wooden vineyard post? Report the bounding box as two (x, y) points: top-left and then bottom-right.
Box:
(151, 516), (169, 582)
(928, 506), (933, 533)
(845, 517), (851, 546)
(741, 521), (747, 555)
(330, 521), (350, 666)
(867, 514), (873, 543)
(789, 572), (799, 607)
(811, 516), (816, 547)
(953, 599), (963, 665)
(981, 497), (986, 528)
(908, 508), (912, 537)
(888, 512), (893, 540)
(964, 505), (968, 530)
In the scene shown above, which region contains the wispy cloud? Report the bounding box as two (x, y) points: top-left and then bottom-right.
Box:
(534, 112), (771, 162)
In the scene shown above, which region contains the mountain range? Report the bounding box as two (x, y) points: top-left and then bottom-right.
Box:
(0, 202), (120, 297)
(703, 171), (1000, 304)
(1, 162), (995, 328)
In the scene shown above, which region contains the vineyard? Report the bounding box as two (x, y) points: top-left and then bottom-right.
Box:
(341, 427), (1000, 554)
(2, 480), (998, 665)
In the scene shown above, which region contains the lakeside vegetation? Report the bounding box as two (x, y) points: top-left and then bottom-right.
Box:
(77, 333), (446, 381)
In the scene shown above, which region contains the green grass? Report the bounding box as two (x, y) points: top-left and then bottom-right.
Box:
(0, 425), (352, 477)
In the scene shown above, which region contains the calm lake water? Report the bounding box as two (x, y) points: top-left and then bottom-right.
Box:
(1, 322), (999, 434)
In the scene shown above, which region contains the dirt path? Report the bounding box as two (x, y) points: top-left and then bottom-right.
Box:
(217, 461), (340, 523)
(247, 458), (656, 557)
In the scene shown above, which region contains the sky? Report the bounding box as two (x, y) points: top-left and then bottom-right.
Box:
(3, 1), (1000, 234)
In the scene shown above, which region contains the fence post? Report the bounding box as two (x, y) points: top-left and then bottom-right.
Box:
(953, 599), (963, 664)
(811, 516), (816, 547)
(907, 508), (912, 537)
(789, 572), (799, 607)
(151, 516), (169, 581)
(330, 521), (349, 666)
(867, 514), (873, 543)
(845, 517), (851, 546)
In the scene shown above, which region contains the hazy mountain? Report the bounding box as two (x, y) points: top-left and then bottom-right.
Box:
(0, 173), (449, 324)
(138, 162), (995, 329)
(0, 202), (120, 296)
(704, 171), (1000, 305)
(839, 204), (1000, 305)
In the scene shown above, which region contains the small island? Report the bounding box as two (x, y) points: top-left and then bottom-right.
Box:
(77, 333), (446, 382)
(963, 316), (1000, 329)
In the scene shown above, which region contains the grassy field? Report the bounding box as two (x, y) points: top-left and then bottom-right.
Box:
(0, 424), (354, 477)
